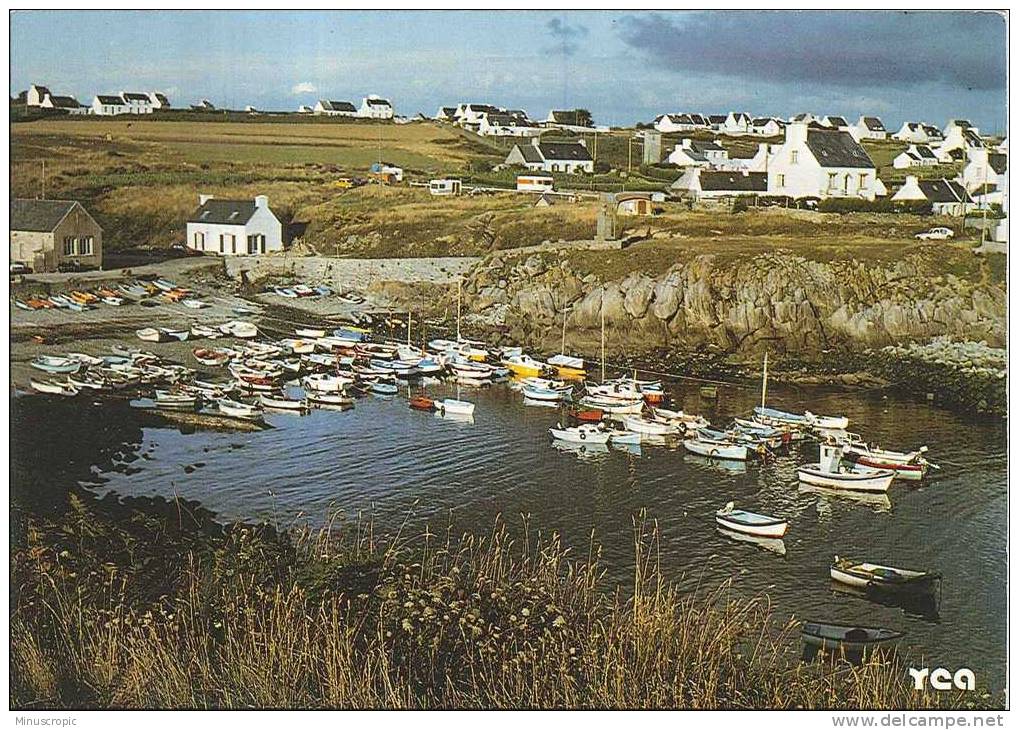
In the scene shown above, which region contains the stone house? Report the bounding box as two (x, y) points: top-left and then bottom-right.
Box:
(10, 199), (103, 272)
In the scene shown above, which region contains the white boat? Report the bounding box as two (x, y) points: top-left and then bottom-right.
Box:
(153, 390), (198, 409)
(606, 429), (642, 445)
(296, 327), (328, 339)
(219, 321), (259, 339)
(302, 373), (353, 392)
(181, 299), (210, 309)
(715, 501), (788, 538)
(682, 437), (749, 461)
(136, 327), (167, 343)
(797, 443), (894, 492)
(260, 393), (308, 411)
(30, 379), (78, 396)
(161, 328), (190, 341)
(279, 338), (316, 355)
(521, 379), (573, 402)
(829, 556), (940, 592)
(437, 398), (476, 416)
(622, 414), (680, 436)
(190, 324), (221, 339)
(101, 296), (125, 306)
(652, 407), (710, 431)
(585, 381), (643, 402)
(805, 411), (849, 431)
(840, 440), (931, 481)
(548, 422), (610, 444)
(217, 399), (263, 420)
(306, 391), (355, 407)
(577, 394), (644, 414)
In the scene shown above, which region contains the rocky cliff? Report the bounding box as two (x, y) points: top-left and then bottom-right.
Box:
(460, 247), (1005, 359)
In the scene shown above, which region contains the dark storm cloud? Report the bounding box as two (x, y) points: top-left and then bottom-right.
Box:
(617, 11), (1005, 90)
(546, 16), (589, 57)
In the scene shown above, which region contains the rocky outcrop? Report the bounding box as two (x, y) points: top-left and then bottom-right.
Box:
(459, 248), (1006, 359)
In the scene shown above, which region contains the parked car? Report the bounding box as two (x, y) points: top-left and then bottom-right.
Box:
(9, 261), (32, 275)
(915, 227), (955, 240)
(170, 242), (204, 257)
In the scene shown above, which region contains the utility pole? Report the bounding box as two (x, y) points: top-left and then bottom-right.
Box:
(41, 160), (45, 199)
(627, 136), (632, 173)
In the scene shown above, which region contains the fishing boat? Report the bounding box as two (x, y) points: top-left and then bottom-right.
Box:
(370, 380), (399, 396)
(306, 391), (355, 407)
(259, 393), (308, 411)
(566, 408), (604, 423)
(682, 436), (749, 461)
(217, 399), (263, 420)
(30, 355), (81, 374)
(752, 405), (810, 428)
(409, 395), (436, 411)
(30, 379), (79, 396)
(800, 622), (903, 653)
(220, 321), (259, 339)
(502, 353), (550, 378)
(621, 415), (680, 437)
(548, 422), (610, 444)
(841, 441), (931, 481)
(302, 373), (353, 392)
(830, 556), (940, 593)
(798, 442), (895, 493)
(652, 407), (710, 432)
(577, 394), (645, 414)
(715, 502), (788, 538)
(193, 348), (232, 366)
(437, 398), (476, 416)
(153, 390), (199, 410)
(520, 378), (573, 402)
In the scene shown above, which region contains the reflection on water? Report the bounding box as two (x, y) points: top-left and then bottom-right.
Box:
(10, 378), (1007, 690)
(716, 526), (787, 556)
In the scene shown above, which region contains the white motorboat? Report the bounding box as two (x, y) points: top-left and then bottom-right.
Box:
(153, 390), (198, 410)
(438, 398), (476, 416)
(652, 407), (710, 432)
(577, 394), (644, 414)
(715, 501), (788, 538)
(306, 391), (355, 407)
(548, 422), (610, 444)
(605, 429), (642, 445)
(798, 443), (895, 492)
(682, 437), (749, 461)
(217, 399), (263, 420)
(260, 393), (308, 411)
(840, 440), (931, 481)
(621, 415), (680, 436)
(805, 411), (850, 431)
(302, 373), (353, 392)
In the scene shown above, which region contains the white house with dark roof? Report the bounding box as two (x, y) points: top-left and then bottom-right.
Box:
(504, 137), (594, 174)
(26, 84), (51, 107)
(40, 94), (88, 115)
(477, 112), (540, 138)
(960, 148), (1007, 193)
(667, 138), (729, 168)
(120, 92), (155, 114)
(148, 92), (171, 109)
(936, 125), (984, 162)
(722, 112), (752, 136)
(849, 116), (887, 141)
(314, 100), (357, 117)
(821, 116), (850, 131)
(91, 94), (130, 116)
(671, 169), (768, 201)
(764, 121), (879, 200)
(891, 176), (974, 216)
(893, 121), (944, 144)
(359, 96), (393, 119)
(185, 194), (283, 256)
(751, 117), (785, 136)
(654, 113), (709, 133)
(892, 144), (939, 169)
(434, 106), (457, 122)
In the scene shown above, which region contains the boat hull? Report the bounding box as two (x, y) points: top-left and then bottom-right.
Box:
(715, 513), (788, 538)
(797, 464), (894, 492)
(683, 439), (748, 461)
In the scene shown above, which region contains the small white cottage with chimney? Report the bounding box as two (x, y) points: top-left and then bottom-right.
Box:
(185, 194), (283, 255)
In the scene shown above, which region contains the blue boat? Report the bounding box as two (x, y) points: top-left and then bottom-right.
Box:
(315, 286), (333, 296)
(753, 406), (808, 426)
(31, 356), (82, 374)
(333, 327), (368, 342)
(370, 380), (399, 395)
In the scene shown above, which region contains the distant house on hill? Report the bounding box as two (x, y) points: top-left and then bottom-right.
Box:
(893, 121), (944, 144)
(936, 125), (984, 162)
(190, 99), (216, 111)
(434, 106), (457, 121)
(671, 168), (768, 201)
(185, 194), (283, 256)
(26, 84), (51, 107)
(765, 121), (878, 200)
(149, 92), (171, 110)
(40, 94), (88, 115)
(505, 137), (594, 174)
(359, 97), (394, 119)
(314, 99), (357, 117)
(654, 113), (708, 133)
(960, 148), (1007, 193)
(667, 138), (729, 168)
(722, 112), (752, 135)
(10, 199), (102, 272)
(92, 95), (129, 116)
(121, 91), (155, 114)
(477, 112), (540, 137)
(891, 176), (973, 216)
(892, 144), (939, 169)
(849, 116), (888, 141)
(821, 116), (850, 131)
(751, 117), (785, 137)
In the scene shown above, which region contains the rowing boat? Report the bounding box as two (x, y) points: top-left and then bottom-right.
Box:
(715, 501), (788, 538)
(548, 422), (610, 444)
(801, 622), (903, 652)
(683, 437), (748, 461)
(830, 556), (940, 593)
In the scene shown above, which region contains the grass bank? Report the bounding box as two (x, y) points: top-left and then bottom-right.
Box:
(11, 488), (972, 710)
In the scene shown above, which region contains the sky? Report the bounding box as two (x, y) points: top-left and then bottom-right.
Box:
(9, 10), (1008, 133)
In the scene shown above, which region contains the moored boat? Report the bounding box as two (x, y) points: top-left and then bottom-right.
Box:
(715, 501), (788, 538)
(548, 422), (610, 444)
(217, 398), (263, 420)
(437, 398), (475, 416)
(409, 395), (436, 411)
(798, 443), (894, 493)
(830, 556), (941, 593)
(801, 622), (903, 652)
(30, 355), (82, 374)
(683, 437), (748, 461)
(260, 393), (308, 411)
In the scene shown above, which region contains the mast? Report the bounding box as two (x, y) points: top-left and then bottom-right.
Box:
(407, 310), (411, 346)
(760, 351), (769, 410)
(600, 298), (606, 382)
(456, 279), (462, 342)
(561, 303), (568, 356)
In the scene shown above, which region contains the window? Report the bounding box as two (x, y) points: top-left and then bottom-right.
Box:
(79, 236), (93, 255)
(219, 234), (227, 254)
(776, 174), (785, 188)
(228, 234), (237, 254)
(827, 173), (837, 191)
(790, 150), (798, 164)
(843, 175), (850, 194)
(194, 232), (205, 250)
(62, 237), (76, 256)
(859, 174), (868, 190)
(247, 235), (263, 254)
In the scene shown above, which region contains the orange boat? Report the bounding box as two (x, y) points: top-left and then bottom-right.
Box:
(409, 395), (436, 411)
(567, 408), (604, 423)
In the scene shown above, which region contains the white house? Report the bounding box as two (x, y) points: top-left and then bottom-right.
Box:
(435, 106), (458, 122)
(120, 92), (155, 114)
(358, 97), (394, 119)
(721, 112), (752, 136)
(789, 112), (819, 125)
(764, 121), (878, 200)
(892, 144), (939, 169)
(92, 95), (130, 116)
(654, 113), (709, 133)
(185, 195), (283, 256)
(667, 138), (729, 168)
(40, 94), (88, 115)
(944, 119), (978, 137)
(849, 116), (888, 141)
(543, 109), (601, 132)
(891, 176), (973, 216)
(477, 112), (540, 137)
(454, 104), (501, 130)
(821, 116), (850, 131)
(314, 100), (357, 117)
(936, 125), (984, 162)
(960, 148), (1007, 193)
(671, 168), (768, 201)
(148, 92), (171, 110)
(505, 137), (594, 174)
(893, 121), (944, 144)
(750, 117), (785, 137)
(297, 105), (313, 114)
(26, 84), (51, 107)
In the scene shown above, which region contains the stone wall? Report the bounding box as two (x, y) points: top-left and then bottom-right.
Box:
(223, 255), (479, 289)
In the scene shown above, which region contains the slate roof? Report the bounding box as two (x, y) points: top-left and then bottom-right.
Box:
(11, 199), (94, 232)
(963, 129), (984, 147)
(699, 171), (768, 192)
(48, 95), (83, 108)
(96, 95), (124, 105)
(549, 110), (591, 127)
(914, 145), (937, 159)
(31, 84), (51, 96)
(365, 98), (392, 107)
(486, 113), (536, 127)
(321, 100), (356, 112)
(187, 199), (258, 225)
(537, 141), (593, 162)
(805, 129), (875, 169)
(825, 116), (848, 127)
(988, 153), (1008, 174)
(513, 144), (543, 164)
(861, 116), (886, 131)
(922, 124), (943, 138)
(709, 115), (727, 124)
(153, 93), (170, 106)
(949, 119), (972, 129)
(917, 179), (971, 204)
(122, 92), (150, 102)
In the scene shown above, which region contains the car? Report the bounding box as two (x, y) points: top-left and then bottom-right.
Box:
(915, 227), (955, 240)
(9, 261), (32, 275)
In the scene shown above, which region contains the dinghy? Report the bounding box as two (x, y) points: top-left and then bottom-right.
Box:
(501, 354), (549, 378)
(683, 437), (748, 461)
(370, 380), (399, 396)
(577, 394), (644, 414)
(136, 328), (168, 343)
(548, 422), (610, 444)
(437, 398), (476, 416)
(153, 390), (199, 410)
(260, 393), (308, 411)
(274, 287), (299, 298)
(193, 348), (232, 367)
(548, 353), (586, 378)
(30, 379), (79, 396)
(296, 327), (328, 339)
(181, 298), (210, 309)
(715, 502), (788, 538)
(521, 378), (573, 402)
(219, 321), (258, 339)
(830, 556), (940, 593)
(306, 391), (355, 407)
(798, 442), (894, 492)
(279, 338), (316, 355)
(101, 296), (125, 306)
(652, 407), (710, 432)
(302, 373), (353, 392)
(801, 622), (903, 652)
(30, 355), (82, 374)
(622, 415), (680, 437)
(605, 430), (642, 445)
(217, 399), (263, 420)
(409, 395), (436, 411)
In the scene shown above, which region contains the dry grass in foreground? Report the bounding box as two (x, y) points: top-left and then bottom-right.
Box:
(11, 497), (968, 709)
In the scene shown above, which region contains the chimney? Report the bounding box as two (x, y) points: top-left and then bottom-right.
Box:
(904, 175), (919, 189)
(531, 136), (541, 147)
(785, 121), (808, 145)
(255, 195), (268, 209)
(681, 138), (692, 149)
(199, 194), (213, 205)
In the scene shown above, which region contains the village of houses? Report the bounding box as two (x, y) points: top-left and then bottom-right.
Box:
(10, 82), (1008, 273)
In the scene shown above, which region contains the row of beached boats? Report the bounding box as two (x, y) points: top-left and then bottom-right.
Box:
(13, 276), (212, 313)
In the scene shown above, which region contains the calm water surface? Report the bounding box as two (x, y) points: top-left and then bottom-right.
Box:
(23, 378), (1008, 688)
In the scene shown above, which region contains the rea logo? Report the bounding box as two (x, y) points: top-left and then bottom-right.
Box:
(909, 667), (975, 691)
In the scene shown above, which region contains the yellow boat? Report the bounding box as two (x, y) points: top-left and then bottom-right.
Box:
(548, 354), (587, 379)
(501, 354), (548, 378)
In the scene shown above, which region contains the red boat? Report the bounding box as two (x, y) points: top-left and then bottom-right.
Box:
(409, 395), (436, 411)
(643, 392), (665, 405)
(567, 408), (603, 423)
